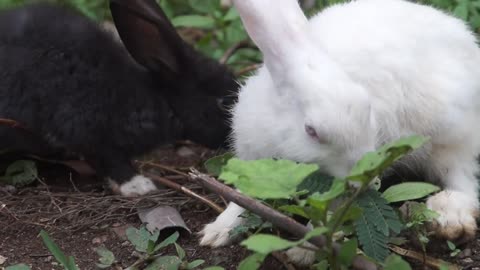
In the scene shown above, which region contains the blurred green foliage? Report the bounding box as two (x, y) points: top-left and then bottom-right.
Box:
(0, 0), (479, 71)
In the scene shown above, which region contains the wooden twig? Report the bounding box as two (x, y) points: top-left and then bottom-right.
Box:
(390, 245), (460, 270)
(220, 40), (250, 64)
(190, 170), (377, 270)
(144, 172), (224, 214)
(135, 160), (189, 177)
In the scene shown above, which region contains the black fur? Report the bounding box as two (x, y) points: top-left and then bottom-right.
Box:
(0, 1), (237, 188)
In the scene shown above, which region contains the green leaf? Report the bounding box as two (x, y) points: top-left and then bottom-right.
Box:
(384, 254), (412, 270)
(348, 136), (428, 184)
(223, 7), (240, 21)
(453, 2), (469, 20)
(307, 179), (346, 209)
(39, 230), (69, 269)
(404, 202), (440, 227)
(219, 158), (318, 199)
(145, 256), (181, 270)
(126, 227), (160, 253)
(241, 234), (298, 254)
(382, 182), (440, 203)
(314, 260), (329, 270)
(204, 152), (234, 176)
(0, 160), (37, 187)
(241, 228), (327, 255)
(202, 267), (225, 270)
(238, 253), (266, 270)
(175, 243), (186, 260)
(447, 240), (456, 251)
(186, 259), (204, 269)
(356, 190), (403, 235)
(188, 0), (219, 13)
(297, 170), (334, 196)
(172, 15), (215, 29)
(338, 238), (358, 266)
(229, 213), (271, 238)
(95, 247), (115, 268)
(353, 207), (390, 261)
(278, 205), (308, 218)
(6, 264), (31, 270)
(154, 231), (180, 252)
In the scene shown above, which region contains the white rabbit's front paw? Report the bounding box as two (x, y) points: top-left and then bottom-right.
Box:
(199, 221), (235, 247)
(426, 190), (478, 242)
(285, 243), (316, 266)
(199, 203), (245, 247)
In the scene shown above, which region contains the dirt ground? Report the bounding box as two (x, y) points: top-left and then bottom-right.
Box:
(0, 144), (479, 270)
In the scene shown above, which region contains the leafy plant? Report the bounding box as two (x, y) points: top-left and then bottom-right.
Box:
(206, 135), (440, 269)
(447, 240), (461, 257)
(0, 160), (37, 187)
(39, 230), (79, 270)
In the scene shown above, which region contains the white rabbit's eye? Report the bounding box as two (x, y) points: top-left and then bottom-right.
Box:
(305, 124), (318, 138)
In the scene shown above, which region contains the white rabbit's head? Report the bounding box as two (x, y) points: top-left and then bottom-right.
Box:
(233, 0), (376, 176)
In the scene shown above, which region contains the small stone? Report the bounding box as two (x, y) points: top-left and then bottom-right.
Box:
(461, 258), (474, 264)
(43, 256), (52, 263)
(458, 248), (472, 259)
(0, 255), (7, 265)
(92, 235), (107, 245)
(176, 146), (195, 157)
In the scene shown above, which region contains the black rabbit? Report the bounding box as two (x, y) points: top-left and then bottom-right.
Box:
(0, 0), (237, 196)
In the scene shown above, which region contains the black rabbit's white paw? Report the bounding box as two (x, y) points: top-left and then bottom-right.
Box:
(119, 175), (157, 196)
(426, 190), (478, 242)
(285, 243), (316, 266)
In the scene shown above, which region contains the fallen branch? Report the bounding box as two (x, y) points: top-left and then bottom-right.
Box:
(190, 169), (377, 270)
(390, 245), (460, 270)
(144, 172), (224, 214)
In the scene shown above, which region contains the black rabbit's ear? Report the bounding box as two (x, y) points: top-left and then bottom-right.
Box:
(109, 0), (185, 75)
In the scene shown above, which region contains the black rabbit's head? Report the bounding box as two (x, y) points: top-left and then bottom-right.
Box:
(110, 0), (237, 149)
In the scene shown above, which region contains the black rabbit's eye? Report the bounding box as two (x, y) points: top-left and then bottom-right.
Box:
(216, 98), (229, 112)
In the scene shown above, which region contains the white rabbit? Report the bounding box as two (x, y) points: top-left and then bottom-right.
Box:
(200, 0), (480, 265)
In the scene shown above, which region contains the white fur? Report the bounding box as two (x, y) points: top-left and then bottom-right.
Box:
(201, 0), (480, 249)
(119, 175), (157, 196)
(199, 202), (245, 246)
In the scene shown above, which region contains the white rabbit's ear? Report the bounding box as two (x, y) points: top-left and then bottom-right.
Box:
(233, 0), (309, 75)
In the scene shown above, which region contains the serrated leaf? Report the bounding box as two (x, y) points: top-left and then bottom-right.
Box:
(0, 160), (37, 187)
(204, 152), (234, 176)
(144, 256), (181, 270)
(384, 254), (412, 270)
(154, 231), (179, 252)
(172, 15), (215, 29)
(95, 247), (115, 267)
(338, 238), (358, 266)
(238, 253), (266, 270)
(354, 213), (389, 262)
(348, 136), (428, 184)
(186, 259), (204, 269)
(297, 170), (334, 196)
(356, 190), (403, 236)
(219, 159), (318, 199)
(126, 227), (159, 253)
(6, 264), (31, 270)
(382, 182), (440, 203)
